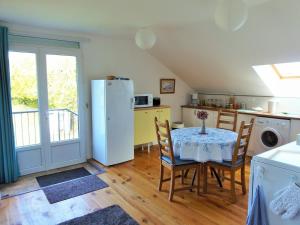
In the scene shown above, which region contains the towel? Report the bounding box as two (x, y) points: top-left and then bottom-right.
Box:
(246, 185), (269, 225)
(269, 183), (300, 220)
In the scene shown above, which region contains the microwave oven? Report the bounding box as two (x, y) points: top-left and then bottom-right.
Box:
(134, 94), (153, 108)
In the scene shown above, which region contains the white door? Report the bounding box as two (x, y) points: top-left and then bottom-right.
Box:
(9, 46), (86, 175)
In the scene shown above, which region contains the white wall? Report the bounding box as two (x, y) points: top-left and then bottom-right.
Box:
(2, 22), (192, 158)
(81, 36), (192, 157)
(81, 35), (192, 120)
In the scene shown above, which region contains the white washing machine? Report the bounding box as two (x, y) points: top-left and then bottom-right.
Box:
(248, 117), (291, 156)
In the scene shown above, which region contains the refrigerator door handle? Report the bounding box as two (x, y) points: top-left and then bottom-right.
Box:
(131, 97), (135, 109)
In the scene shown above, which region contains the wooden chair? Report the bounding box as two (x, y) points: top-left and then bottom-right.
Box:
(154, 117), (201, 201)
(203, 118), (255, 202)
(215, 109), (238, 179)
(216, 109), (238, 131)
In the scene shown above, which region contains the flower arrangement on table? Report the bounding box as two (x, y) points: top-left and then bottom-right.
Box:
(196, 110), (208, 134)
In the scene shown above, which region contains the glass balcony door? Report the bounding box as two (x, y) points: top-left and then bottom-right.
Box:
(46, 54), (79, 143)
(9, 46), (85, 175)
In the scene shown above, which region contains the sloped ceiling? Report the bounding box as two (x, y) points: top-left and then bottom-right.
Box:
(149, 0), (300, 96)
(1, 0), (300, 95)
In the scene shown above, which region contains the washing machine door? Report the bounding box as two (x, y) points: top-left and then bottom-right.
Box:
(260, 127), (283, 149)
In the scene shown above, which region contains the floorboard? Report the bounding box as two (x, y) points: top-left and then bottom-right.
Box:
(0, 147), (249, 225)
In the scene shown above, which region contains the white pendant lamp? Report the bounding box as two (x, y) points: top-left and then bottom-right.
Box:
(214, 0), (248, 32)
(135, 28), (157, 50)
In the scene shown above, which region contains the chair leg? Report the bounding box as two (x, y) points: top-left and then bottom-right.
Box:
(203, 164), (208, 194)
(230, 170), (237, 203)
(241, 166), (246, 194)
(169, 170), (175, 201)
(158, 164), (164, 191)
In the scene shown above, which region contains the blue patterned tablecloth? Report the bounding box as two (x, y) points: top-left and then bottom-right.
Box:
(171, 127), (238, 162)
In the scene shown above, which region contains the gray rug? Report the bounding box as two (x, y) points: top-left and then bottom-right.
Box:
(43, 175), (108, 204)
(58, 205), (139, 225)
(36, 167), (91, 187)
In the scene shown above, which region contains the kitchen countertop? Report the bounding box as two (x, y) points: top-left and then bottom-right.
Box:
(181, 105), (300, 120)
(134, 105), (170, 111)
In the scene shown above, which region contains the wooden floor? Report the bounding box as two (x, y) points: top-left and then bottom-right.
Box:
(0, 147), (250, 225)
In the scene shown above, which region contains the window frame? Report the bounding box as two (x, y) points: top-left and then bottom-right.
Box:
(272, 63), (300, 79)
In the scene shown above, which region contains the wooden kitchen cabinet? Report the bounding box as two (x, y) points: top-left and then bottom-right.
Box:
(155, 108), (170, 122)
(134, 109), (155, 146)
(134, 106), (171, 146)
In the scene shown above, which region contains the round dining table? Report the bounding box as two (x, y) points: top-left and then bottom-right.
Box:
(171, 127), (238, 163)
(171, 127), (238, 187)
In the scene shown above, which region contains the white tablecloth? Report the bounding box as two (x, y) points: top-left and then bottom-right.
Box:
(171, 127), (238, 162)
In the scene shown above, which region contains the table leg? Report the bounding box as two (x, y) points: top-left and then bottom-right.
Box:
(192, 167), (223, 188)
(211, 168), (223, 188)
(192, 169), (197, 187)
(184, 169), (190, 178)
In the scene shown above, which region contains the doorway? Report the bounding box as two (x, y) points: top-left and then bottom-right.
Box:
(9, 46), (86, 175)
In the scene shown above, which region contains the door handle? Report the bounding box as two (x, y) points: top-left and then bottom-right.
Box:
(45, 112), (49, 121)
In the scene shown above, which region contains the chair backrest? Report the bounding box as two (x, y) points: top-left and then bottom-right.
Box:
(216, 109), (238, 131)
(232, 118), (255, 164)
(154, 117), (175, 164)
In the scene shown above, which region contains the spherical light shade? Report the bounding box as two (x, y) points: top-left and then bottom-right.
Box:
(135, 28), (157, 50)
(214, 0), (248, 32)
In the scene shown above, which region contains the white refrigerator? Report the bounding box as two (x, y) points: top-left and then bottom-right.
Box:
(91, 80), (134, 166)
(249, 142), (300, 224)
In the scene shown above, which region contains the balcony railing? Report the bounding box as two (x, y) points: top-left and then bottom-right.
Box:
(12, 108), (79, 148)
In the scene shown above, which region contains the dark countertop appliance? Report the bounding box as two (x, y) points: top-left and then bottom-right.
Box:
(153, 97), (160, 106)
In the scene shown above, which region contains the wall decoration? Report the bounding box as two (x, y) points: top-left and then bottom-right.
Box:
(160, 79), (175, 94)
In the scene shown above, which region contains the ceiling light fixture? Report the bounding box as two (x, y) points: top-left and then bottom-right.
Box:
(214, 0), (248, 32)
(135, 28), (157, 50)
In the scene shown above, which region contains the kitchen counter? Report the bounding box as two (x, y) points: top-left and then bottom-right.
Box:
(181, 105), (300, 120)
(134, 105), (170, 111)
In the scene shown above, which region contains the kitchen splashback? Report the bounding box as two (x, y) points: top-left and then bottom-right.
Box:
(197, 94), (300, 114)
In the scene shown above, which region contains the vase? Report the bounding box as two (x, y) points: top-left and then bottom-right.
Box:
(200, 119), (206, 134)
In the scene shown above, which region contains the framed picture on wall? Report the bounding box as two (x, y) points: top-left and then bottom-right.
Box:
(160, 79), (175, 94)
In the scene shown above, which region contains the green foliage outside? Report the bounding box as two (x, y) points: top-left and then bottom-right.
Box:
(9, 52), (78, 113)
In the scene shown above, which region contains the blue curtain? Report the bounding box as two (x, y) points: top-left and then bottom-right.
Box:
(0, 26), (19, 183)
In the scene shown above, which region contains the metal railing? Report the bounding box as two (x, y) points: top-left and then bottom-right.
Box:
(12, 108), (79, 148)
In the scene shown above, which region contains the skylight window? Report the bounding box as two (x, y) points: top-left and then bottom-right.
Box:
(272, 62), (300, 79)
(253, 62), (300, 97)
